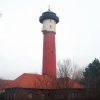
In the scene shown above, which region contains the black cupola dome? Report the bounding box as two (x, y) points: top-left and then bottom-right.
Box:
(39, 10), (59, 24)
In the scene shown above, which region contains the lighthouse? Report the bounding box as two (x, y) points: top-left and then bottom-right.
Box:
(39, 9), (59, 78)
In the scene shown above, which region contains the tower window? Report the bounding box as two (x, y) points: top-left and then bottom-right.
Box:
(50, 25), (52, 29)
(50, 19), (52, 22)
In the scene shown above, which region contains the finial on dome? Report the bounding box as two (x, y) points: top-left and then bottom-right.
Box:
(48, 5), (51, 12)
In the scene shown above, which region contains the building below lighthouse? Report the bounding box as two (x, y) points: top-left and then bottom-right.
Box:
(0, 9), (84, 100)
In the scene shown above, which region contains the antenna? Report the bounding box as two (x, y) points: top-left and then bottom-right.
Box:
(48, 5), (51, 11)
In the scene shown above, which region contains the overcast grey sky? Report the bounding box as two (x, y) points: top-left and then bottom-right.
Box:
(0, 0), (100, 79)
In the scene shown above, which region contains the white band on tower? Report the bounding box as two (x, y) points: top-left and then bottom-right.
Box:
(42, 19), (56, 32)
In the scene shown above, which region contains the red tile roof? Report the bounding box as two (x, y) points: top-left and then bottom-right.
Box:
(8, 73), (53, 89)
(71, 80), (83, 89)
(6, 73), (83, 89)
(0, 79), (13, 89)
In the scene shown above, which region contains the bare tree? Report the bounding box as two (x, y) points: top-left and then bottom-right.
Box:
(57, 59), (73, 78)
(35, 59), (83, 100)
(57, 59), (84, 84)
(72, 67), (84, 84)
(54, 59), (74, 100)
(56, 59), (84, 100)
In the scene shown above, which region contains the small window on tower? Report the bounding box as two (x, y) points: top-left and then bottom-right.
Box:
(50, 19), (52, 22)
(50, 25), (52, 29)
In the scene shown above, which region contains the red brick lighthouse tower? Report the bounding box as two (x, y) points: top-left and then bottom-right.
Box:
(39, 9), (59, 78)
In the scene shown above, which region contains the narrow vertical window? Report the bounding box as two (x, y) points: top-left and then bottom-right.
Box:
(50, 19), (52, 22)
(50, 25), (52, 29)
